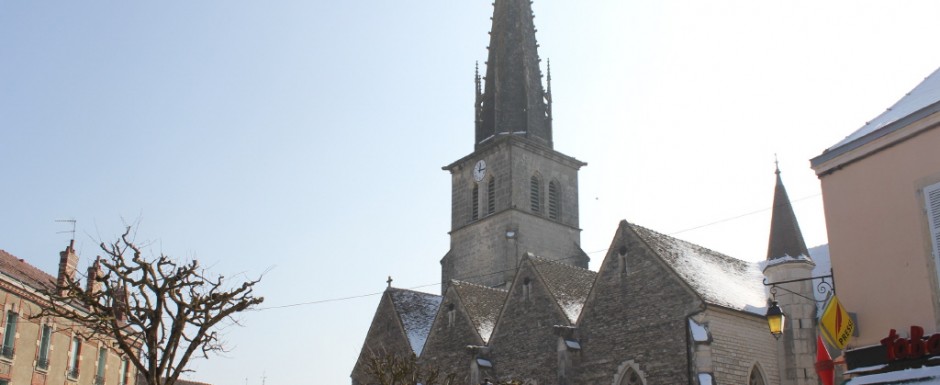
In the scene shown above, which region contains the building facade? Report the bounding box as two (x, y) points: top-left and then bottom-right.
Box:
(0, 242), (136, 385)
(811, 66), (940, 379)
(352, 0), (821, 384)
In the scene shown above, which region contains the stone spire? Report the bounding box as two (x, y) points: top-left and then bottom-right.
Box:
(766, 165), (811, 261)
(475, 0), (552, 150)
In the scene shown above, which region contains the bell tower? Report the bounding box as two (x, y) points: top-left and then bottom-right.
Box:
(441, 0), (588, 292)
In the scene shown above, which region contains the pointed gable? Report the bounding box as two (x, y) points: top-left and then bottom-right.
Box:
(627, 223), (766, 314)
(451, 280), (507, 343)
(388, 288), (442, 356)
(351, 288), (424, 385)
(529, 256), (596, 324)
(766, 168), (811, 262)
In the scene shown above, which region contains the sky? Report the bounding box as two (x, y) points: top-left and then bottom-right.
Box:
(2, 1), (940, 384)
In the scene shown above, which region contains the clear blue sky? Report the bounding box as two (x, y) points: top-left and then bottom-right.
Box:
(2, 1), (940, 384)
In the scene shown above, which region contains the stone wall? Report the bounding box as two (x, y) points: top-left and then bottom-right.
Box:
(576, 226), (703, 384)
(419, 288), (487, 384)
(696, 307), (780, 384)
(351, 291), (415, 385)
(488, 261), (570, 384)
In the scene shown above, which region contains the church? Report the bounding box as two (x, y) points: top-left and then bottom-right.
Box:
(351, 1), (821, 384)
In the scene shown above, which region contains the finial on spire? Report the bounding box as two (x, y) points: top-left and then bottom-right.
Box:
(774, 154), (780, 175)
(387, 276), (393, 288)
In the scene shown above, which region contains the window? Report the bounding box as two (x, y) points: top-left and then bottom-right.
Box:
(95, 347), (107, 385)
(548, 181), (559, 219)
(1, 311), (17, 359)
(472, 184), (480, 221)
(926, 182), (940, 283)
(37, 324), (52, 370)
(749, 365), (766, 385)
(620, 368), (642, 385)
(523, 277), (531, 302)
(447, 304), (455, 327)
(119, 358), (129, 385)
(487, 177), (496, 215)
(530, 175), (541, 213)
(68, 337), (81, 379)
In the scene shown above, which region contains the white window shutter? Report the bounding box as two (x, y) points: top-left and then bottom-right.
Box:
(926, 182), (940, 273)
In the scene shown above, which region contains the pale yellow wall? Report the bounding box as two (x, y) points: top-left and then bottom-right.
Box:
(0, 288), (137, 385)
(815, 115), (940, 347)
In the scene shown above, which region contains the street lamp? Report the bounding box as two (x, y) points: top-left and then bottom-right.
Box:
(765, 300), (785, 339)
(762, 270), (835, 339)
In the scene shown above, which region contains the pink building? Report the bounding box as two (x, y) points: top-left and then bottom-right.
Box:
(811, 66), (940, 381)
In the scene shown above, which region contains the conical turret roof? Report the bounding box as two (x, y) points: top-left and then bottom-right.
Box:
(766, 167), (811, 261)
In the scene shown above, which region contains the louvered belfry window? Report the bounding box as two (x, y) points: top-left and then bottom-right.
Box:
(487, 177), (496, 215)
(926, 182), (940, 282)
(530, 175), (541, 213)
(548, 181), (559, 219)
(472, 184), (480, 221)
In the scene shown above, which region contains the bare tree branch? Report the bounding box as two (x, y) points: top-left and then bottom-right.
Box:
(35, 226), (264, 385)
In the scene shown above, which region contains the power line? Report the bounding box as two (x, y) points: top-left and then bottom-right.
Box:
(253, 192), (822, 311)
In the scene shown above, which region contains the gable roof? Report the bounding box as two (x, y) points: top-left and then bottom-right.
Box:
(388, 288), (442, 356)
(0, 249), (56, 292)
(529, 255), (597, 324)
(450, 280), (507, 343)
(627, 223), (766, 315)
(813, 66), (940, 167)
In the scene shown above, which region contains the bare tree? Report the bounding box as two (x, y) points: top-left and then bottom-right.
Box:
(37, 226), (264, 385)
(365, 353), (455, 385)
(365, 353), (522, 385)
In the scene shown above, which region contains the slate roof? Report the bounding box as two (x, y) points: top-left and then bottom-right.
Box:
(766, 168), (811, 262)
(0, 248), (56, 291)
(529, 255), (597, 324)
(813, 66), (940, 167)
(628, 223), (767, 315)
(388, 288), (441, 356)
(450, 280), (507, 343)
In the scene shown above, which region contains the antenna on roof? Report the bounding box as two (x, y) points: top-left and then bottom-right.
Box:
(55, 219), (77, 239)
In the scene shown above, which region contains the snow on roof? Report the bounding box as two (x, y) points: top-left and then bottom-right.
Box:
(389, 288), (442, 356)
(827, 67), (940, 152)
(451, 280), (507, 343)
(530, 256), (597, 324)
(845, 365), (940, 385)
(629, 224), (766, 315)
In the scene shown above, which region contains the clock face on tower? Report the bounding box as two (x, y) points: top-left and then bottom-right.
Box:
(473, 159), (487, 182)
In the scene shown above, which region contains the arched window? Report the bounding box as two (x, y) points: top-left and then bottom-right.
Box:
(748, 364), (766, 385)
(472, 184), (480, 221)
(530, 175), (541, 213)
(619, 368), (642, 385)
(615, 361), (646, 385)
(548, 181), (559, 219)
(487, 177), (496, 215)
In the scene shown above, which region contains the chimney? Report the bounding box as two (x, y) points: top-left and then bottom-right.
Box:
(112, 285), (128, 322)
(86, 257), (102, 294)
(57, 240), (79, 293)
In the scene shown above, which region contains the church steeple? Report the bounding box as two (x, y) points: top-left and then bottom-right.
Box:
(475, 0), (552, 149)
(766, 165), (811, 261)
